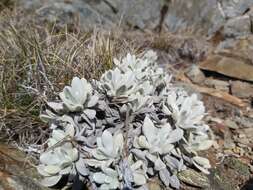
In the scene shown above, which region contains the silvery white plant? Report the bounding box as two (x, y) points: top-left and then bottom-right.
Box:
(86, 130), (123, 166)
(100, 68), (138, 97)
(59, 77), (98, 112)
(134, 116), (184, 155)
(37, 143), (79, 186)
(127, 154), (147, 186)
(37, 50), (213, 190)
(92, 167), (121, 190)
(162, 90), (213, 173)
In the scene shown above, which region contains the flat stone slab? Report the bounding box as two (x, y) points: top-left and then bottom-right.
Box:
(0, 144), (48, 190)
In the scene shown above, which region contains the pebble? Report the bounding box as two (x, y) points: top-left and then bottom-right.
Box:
(224, 119), (238, 129)
(231, 80), (253, 98)
(185, 64), (206, 84)
(204, 78), (230, 92)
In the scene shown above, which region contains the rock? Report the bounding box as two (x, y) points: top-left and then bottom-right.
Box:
(236, 138), (250, 147)
(17, 0), (163, 30)
(0, 144), (48, 190)
(224, 119), (238, 129)
(243, 128), (253, 139)
(199, 54), (253, 82)
(235, 116), (253, 128)
(223, 15), (252, 38)
(119, 0), (162, 29)
(237, 128), (253, 146)
(147, 180), (164, 190)
(178, 169), (210, 188)
(234, 130), (250, 147)
(164, 0), (225, 35)
(218, 0), (253, 19)
(185, 64), (206, 84)
(204, 78), (230, 92)
(16, 0), (253, 35)
(224, 128), (236, 149)
(231, 80), (253, 98)
(37, 1), (115, 30)
(17, 0), (117, 30)
(214, 36), (253, 64)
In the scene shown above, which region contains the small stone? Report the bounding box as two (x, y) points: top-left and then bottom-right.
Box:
(224, 119), (238, 129)
(224, 129), (236, 149)
(147, 180), (163, 190)
(231, 80), (253, 98)
(243, 128), (253, 140)
(204, 78), (230, 92)
(185, 64), (206, 84)
(224, 141), (236, 149)
(223, 15), (251, 38)
(237, 142), (248, 148)
(235, 116), (253, 128)
(224, 149), (234, 155)
(238, 133), (247, 138)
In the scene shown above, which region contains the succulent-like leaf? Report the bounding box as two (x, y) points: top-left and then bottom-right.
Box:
(154, 157), (166, 171)
(59, 77), (93, 112)
(93, 168), (120, 190)
(40, 175), (62, 187)
(193, 156), (211, 174)
(76, 158), (89, 176)
(169, 175), (180, 189)
(159, 169), (171, 187)
(92, 130), (123, 161)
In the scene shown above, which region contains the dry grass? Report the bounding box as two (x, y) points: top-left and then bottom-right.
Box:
(0, 5), (201, 148)
(0, 8), (143, 147)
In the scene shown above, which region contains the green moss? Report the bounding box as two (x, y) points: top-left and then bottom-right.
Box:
(225, 157), (250, 176)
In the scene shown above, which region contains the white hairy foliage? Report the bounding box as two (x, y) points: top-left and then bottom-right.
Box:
(37, 50), (213, 189)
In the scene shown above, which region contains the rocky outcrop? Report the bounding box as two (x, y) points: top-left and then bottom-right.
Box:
(17, 0), (253, 36)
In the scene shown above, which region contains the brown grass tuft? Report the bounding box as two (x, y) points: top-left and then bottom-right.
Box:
(0, 9), (140, 147)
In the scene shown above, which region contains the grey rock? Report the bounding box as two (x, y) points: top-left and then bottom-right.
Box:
(18, 0), (163, 30)
(224, 128), (236, 149)
(223, 15), (252, 38)
(19, 0), (116, 30)
(231, 80), (253, 98)
(204, 78), (230, 92)
(121, 0), (162, 29)
(104, 0), (163, 29)
(218, 0), (253, 19)
(186, 64), (206, 84)
(235, 116), (253, 128)
(17, 0), (253, 36)
(224, 119), (238, 129)
(0, 144), (49, 190)
(164, 0), (226, 35)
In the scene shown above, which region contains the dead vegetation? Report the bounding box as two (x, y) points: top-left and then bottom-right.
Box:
(0, 8), (218, 148)
(0, 9), (144, 147)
